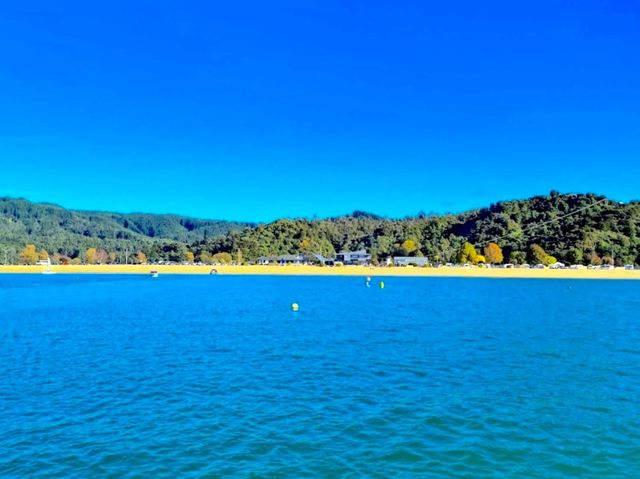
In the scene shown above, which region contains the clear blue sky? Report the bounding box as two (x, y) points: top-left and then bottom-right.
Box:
(1, 1), (638, 221)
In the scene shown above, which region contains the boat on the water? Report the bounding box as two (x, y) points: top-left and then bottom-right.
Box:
(150, 270), (159, 278)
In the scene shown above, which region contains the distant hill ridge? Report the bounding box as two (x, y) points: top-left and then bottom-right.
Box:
(194, 192), (640, 266)
(1, 193), (639, 266)
(0, 197), (251, 259)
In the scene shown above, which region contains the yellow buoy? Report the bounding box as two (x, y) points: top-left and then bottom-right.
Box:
(379, 281), (385, 289)
(291, 302), (299, 312)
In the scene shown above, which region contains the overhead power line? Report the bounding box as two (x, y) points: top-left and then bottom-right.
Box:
(488, 197), (610, 245)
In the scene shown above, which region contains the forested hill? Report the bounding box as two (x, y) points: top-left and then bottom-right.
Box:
(196, 192), (640, 266)
(0, 197), (250, 261)
(2, 193), (639, 266)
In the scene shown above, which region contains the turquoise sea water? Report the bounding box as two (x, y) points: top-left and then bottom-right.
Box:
(1, 275), (639, 478)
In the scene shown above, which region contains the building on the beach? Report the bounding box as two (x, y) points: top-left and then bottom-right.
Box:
(256, 254), (334, 265)
(335, 250), (371, 265)
(310, 253), (335, 266)
(256, 256), (279, 265)
(36, 258), (51, 266)
(392, 256), (430, 267)
(278, 254), (305, 265)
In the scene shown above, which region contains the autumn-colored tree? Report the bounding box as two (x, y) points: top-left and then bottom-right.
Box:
(212, 252), (232, 264)
(528, 244), (548, 265)
(95, 249), (109, 264)
(136, 251), (148, 264)
(299, 238), (312, 252)
(184, 251), (195, 263)
(85, 247), (97, 264)
(545, 255), (558, 266)
(528, 243), (558, 266)
(53, 253), (70, 265)
(400, 239), (418, 256)
(19, 244), (37, 264)
(475, 254), (486, 264)
(457, 242), (478, 264)
(483, 243), (504, 264)
(37, 249), (49, 261)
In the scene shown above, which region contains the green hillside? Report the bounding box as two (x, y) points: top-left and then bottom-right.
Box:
(2, 193), (639, 266)
(0, 197), (250, 263)
(194, 192), (640, 266)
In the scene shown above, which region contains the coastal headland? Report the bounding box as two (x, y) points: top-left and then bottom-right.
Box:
(0, 264), (638, 279)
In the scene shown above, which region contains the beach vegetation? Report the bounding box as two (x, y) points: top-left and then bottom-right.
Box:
(3, 193), (640, 267)
(212, 252), (232, 264)
(85, 248), (97, 264)
(483, 243), (503, 264)
(19, 244), (37, 264)
(458, 242), (478, 264)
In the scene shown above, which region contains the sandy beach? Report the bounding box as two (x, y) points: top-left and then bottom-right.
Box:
(0, 264), (638, 279)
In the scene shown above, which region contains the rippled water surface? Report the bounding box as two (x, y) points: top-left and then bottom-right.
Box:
(1, 275), (639, 477)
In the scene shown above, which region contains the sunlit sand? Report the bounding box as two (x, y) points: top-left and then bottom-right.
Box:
(0, 264), (637, 279)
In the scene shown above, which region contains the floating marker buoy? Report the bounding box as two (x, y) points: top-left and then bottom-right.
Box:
(379, 281), (385, 289)
(366, 276), (372, 282)
(291, 303), (299, 312)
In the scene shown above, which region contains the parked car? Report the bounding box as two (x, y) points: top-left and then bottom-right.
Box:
(624, 264), (635, 271)
(534, 264), (545, 269)
(600, 264), (615, 270)
(519, 264), (531, 269)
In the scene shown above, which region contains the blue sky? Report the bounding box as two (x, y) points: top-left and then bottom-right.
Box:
(0, 1), (638, 221)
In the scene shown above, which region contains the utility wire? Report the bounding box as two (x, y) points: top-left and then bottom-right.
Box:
(488, 197), (610, 245)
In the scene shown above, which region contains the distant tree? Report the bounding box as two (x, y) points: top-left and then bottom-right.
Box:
(37, 249), (49, 261)
(566, 247), (583, 265)
(108, 252), (117, 264)
(587, 252), (603, 266)
(184, 251), (195, 263)
(483, 243), (504, 264)
(475, 254), (486, 264)
(85, 247), (97, 264)
(457, 242), (478, 264)
(19, 244), (37, 264)
(95, 249), (109, 264)
(235, 249), (244, 265)
(528, 244), (550, 265)
(400, 239), (418, 256)
(199, 251), (212, 264)
(299, 238), (312, 252)
(510, 251), (527, 264)
(136, 251), (148, 264)
(601, 255), (614, 266)
(212, 252), (232, 264)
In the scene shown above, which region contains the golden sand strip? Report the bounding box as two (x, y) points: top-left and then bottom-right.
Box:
(0, 264), (638, 279)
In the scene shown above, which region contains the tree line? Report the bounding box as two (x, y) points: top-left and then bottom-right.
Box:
(3, 192), (639, 266)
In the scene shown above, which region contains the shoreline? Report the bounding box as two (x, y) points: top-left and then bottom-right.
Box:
(0, 264), (638, 280)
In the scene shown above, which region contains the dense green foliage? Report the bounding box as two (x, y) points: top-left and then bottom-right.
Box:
(0, 198), (250, 263)
(195, 192), (640, 266)
(2, 193), (639, 266)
